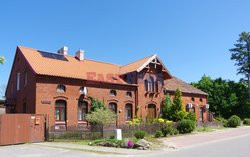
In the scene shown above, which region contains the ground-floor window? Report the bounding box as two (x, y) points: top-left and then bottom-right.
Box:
(199, 107), (204, 122)
(190, 107), (195, 113)
(78, 101), (88, 121)
(55, 100), (66, 121)
(125, 103), (132, 121)
(109, 102), (117, 113)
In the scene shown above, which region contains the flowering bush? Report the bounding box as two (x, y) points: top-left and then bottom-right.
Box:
(127, 139), (134, 148)
(128, 118), (141, 126)
(153, 118), (165, 124)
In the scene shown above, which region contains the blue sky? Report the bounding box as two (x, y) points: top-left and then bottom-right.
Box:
(0, 0), (250, 90)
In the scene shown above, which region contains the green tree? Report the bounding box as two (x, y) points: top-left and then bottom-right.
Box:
(230, 32), (250, 98)
(86, 108), (116, 125)
(0, 56), (4, 64)
(172, 88), (184, 112)
(172, 89), (187, 121)
(90, 98), (106, 112)
(192, 76), (250, 118)
(162, 94), (173, 120)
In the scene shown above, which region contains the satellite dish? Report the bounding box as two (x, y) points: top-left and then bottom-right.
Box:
(205, 104), (209, 109)
(187, 103), (193, 109)
(80, 87), (88, 95)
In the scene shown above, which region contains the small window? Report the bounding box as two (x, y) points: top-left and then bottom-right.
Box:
(200, 98), (203, 102)
(24, 72), (28, 87)
(78, 101), (88, 121)
(17, 72), (20, 91)
(57, 85), (66, 93)
(126, 92), (132, 97)
(110, 90), (117, 96)
(125, 104), (133, 121)
(191, 97), (195, 101)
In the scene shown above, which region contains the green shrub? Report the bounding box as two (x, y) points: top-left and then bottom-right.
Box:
(154, 130), (163, 138)
(134, 131), (146, 139)
(215, 116), (228, 127)
(177, 119), (196, 134)
(161, 124), (179, 137)
(86, 108), (116, 125)
(176, 110), (188, 121)
(227, 115), (241, 128)
(243, 118), (250, 125)
(185, 112), (197, 122)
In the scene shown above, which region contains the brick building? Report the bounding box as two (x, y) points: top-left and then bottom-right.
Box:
(5, 46), (209, 131)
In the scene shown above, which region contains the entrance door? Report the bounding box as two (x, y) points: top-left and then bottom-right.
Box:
(147, 104), (156, 119)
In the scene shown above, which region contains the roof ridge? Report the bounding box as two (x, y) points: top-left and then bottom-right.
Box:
(83, 58), (121, 66)
(120, 54), (155, 67)
(19, 45), (121, 66)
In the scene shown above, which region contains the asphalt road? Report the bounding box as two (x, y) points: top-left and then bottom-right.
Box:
(149, 134), (250, 157)
(1, 132), (250, 157)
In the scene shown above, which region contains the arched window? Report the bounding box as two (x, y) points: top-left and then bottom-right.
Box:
(55, 100), (66, 121)
(148, 77), (154, 92)
(200, 98), (203, 102)
(155, 81), (158, 92)
(144, 80), (148, 91)
(109, 90), (117, 96)
(57, 84), (66, 93)
(78, 101), (88, 121)
(126, 91), (132, 97)
(109, 102), (117, 113)
(125, 104), (133, 120)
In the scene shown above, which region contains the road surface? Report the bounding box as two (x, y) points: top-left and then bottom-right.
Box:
(150, 134), (250, 157)
(0, 127), (250, 157)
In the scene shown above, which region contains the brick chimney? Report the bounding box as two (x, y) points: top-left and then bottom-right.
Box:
(76, 49), (84, 61)
(57, 46), (68, 55)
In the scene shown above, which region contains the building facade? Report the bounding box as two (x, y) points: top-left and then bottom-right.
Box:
(5, 46), (209, 131)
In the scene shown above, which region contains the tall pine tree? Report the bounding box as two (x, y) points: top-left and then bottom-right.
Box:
(230, 32), (250, 98)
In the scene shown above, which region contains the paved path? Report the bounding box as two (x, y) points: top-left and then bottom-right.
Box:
(150, 132), (250, 157)
(161, 126), (250, 148)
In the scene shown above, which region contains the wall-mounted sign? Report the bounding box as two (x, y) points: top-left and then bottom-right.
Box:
(41, 100), (51, 104)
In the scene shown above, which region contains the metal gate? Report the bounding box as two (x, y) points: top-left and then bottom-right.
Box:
(0, 114), (46, 146)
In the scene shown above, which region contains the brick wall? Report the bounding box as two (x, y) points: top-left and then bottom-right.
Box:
(5, 48), (36, 114)
(35, 76), (137, 130)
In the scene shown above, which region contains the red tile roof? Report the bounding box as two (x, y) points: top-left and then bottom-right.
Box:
(164, 77), (208, 96)
(18, 46), (207, 95)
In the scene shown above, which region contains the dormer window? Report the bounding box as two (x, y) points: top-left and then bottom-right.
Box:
(57, 84), (66, 93)
(110, 90), (117, 96)
(126, 91), (132, 97)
